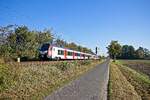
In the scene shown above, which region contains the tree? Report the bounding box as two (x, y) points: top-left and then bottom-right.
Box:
(0, 24), (94, 61)
(7, 26), (36, 58)
(121, 45), (129, 59)
(66, 42), (78, 50)
(107, 41), (122, 61)
(54, 40), (94, 54)
(0, 25), (15, 45)
(0, 25), (16, 58)
(135, 47), (145, 59)
(144, 48), (150, 59)
(128, 46), (135, 59)
(36, 29), (53, 45)
(120, 45), (135, 59)
(54, 39), (67, 47)
(1, 25), (54, 60)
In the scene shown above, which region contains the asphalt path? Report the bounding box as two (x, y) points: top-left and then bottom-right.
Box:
(45, 60), (110, 100)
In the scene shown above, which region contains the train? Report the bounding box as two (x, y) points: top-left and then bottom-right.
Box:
(39, 43), (97, 60)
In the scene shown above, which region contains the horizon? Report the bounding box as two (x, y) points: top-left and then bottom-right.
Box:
(0, 0), (150, 56)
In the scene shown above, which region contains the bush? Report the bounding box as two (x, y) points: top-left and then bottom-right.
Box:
(54, 61), (92, 71)
(0, 64), (9, 92)
(0, 58), (5, 63)
(55, 62), (70, 71)
(80, 60), (91, 65)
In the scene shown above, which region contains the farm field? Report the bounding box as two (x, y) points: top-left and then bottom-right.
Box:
(0, 60), (102, 99)
(109, 60), (150, 100)
(120, 60), (150, 78)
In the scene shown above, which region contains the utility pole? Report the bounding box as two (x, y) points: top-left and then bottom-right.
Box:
(95, 47), (98, 55)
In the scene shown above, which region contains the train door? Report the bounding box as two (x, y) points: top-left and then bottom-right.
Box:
(48, 46), (52, 58)
(64, 49), (67, 59)
(83, 54), (85, 59)
(73, 51), (75, 59)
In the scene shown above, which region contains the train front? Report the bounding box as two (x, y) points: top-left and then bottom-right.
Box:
(39, 43), (52, 60)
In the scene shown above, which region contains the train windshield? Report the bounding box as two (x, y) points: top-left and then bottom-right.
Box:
(40, 44), (49, 51)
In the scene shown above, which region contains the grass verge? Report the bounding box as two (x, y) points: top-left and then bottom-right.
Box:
(117, 61), (150, 100)
(0, 60), (101, 100)
(108, 62), (141, 100)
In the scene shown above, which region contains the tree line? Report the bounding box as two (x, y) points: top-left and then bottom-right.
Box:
(0, 25), (93, 61)
(107, 41), (150, 60)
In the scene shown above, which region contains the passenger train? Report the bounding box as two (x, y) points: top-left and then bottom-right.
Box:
(39, 43), (96, 60)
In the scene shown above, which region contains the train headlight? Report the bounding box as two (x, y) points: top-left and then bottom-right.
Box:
(40, 51), (48, 54)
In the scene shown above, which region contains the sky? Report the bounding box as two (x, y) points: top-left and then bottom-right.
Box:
(0, 0), (150, 55)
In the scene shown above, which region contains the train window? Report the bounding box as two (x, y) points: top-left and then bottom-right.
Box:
(67, 52), (73, 56)
(75, 53), (77, 56)
(75, 53), (80, 56)
(58, 50), (64, 55)
(77, 53), (80, 56)
(58, 50), (61, 55)
(61, 50), (64, 55)
(40, 44), (49, 51)
(76, 53), (78, 56)
(83, 54), (85, 57)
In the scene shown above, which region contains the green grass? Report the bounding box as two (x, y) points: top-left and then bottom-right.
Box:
(119, 60), (150, 64)
(116, 60), (150, 100)
(0, 60), (101, 99)
(108, 62), (141, 100)
(120, 64), (150, 84)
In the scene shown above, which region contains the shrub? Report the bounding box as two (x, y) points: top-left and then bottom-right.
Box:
(80, 60), (91, 65)
(0, 64), (9, 92)
(0, 58), (4, 63)
(55, 62), (70, 71)
(52, 60), (92, 71)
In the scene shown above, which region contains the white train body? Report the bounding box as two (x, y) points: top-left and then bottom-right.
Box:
(39, 43), (95, 60)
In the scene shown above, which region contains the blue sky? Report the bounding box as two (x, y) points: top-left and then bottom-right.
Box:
(0, 0), (150, 55)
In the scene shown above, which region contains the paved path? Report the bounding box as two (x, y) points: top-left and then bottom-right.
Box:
(45, 60), (110, 100)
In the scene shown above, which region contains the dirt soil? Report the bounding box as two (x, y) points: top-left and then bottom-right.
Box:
(120, 60), (150, 78)
(118, 60), (150, 100)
